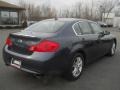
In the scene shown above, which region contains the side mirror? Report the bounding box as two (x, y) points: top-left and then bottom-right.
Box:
(104, 31), (110, 35)
(98, 31), (110, 38)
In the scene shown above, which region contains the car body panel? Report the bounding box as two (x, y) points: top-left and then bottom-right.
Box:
(3, 18), (117, 75)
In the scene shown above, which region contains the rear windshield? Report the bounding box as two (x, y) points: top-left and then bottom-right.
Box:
(25, 20), (65, 33)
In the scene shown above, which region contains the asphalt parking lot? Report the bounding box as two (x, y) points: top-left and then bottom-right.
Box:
(0, 28), (120, 90)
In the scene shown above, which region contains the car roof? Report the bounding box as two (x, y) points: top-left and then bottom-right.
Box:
(42, 18), (95, 23)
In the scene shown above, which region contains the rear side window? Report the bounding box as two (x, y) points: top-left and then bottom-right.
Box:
(78, 22), (93, 34)
(73, 23), (82, 35)
(25, 20), (65, 33)
(90, 23), (103, 34)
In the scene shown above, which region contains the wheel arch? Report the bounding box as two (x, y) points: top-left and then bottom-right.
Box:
(75, 50), (87, 65)
(113, 39), (117, 46)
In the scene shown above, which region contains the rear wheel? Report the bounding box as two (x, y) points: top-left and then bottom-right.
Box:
(64, 53), (84, 81)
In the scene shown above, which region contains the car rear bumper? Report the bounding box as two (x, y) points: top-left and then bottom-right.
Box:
(3, 46), (69, 75)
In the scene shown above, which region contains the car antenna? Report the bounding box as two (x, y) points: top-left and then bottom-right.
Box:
(54, 15), (58, 20)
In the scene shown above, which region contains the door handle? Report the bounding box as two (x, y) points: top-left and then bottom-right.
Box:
(82, 38), (85, 41)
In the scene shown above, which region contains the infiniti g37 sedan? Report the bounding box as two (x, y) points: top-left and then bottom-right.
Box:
(3, 18), (117, 81)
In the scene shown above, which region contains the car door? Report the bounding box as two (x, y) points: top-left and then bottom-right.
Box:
(89, 22), (111, 57)
(77, 21), (101, 62)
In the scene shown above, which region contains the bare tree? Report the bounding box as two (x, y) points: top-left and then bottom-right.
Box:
(98, 0), (118, 21)
(18, 0), (57, 21)
(18, 0), (36, 20)
(74, 2), (82, 18)
(40, 4), (57, 18)
(18, 0), (119, 22)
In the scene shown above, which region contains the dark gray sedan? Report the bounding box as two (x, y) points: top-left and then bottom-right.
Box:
(3, 18), (117, 81)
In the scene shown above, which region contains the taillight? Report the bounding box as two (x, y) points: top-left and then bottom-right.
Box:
(5, 37), (12, 46)
(29, 40), (60, 52)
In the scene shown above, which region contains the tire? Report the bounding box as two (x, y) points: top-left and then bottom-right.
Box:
(64, 53), (84, 81)
(108, 42), (116, 56)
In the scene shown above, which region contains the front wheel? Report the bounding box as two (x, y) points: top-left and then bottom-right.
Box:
(108, 42), (116, 56)
(64, 53), (84, 81)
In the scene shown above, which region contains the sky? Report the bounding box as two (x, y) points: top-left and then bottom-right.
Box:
(4, 0), (92, 9)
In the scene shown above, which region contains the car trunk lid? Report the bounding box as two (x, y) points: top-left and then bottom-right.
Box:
(8, 33), (40, 55)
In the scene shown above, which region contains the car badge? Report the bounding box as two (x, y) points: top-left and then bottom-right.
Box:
(18, 39), (23, 43)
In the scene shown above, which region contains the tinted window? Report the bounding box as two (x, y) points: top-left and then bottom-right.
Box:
(73, 23), (82, 35)
(79, 22), (92, 34)
(90, 23), (102, 34)
(25, 20), (65, 33)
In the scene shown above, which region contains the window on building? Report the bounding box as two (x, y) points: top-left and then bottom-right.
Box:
(0, 11), (18, 25)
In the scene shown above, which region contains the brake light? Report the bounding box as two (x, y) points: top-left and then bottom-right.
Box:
(5, 37), (12, 46)
(29, 40), (60, 52)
